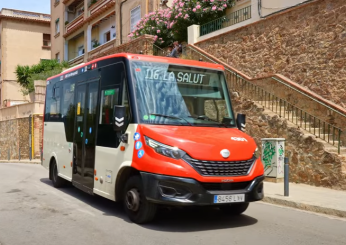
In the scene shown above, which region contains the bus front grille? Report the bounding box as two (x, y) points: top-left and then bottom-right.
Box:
(183, 155), (256, 177)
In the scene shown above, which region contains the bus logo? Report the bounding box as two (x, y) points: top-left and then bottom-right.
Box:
(220, 149), (230, 158)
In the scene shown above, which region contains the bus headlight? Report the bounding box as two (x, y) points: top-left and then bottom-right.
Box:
(145, 137), (186, 160)
(254, 147), (261, 159)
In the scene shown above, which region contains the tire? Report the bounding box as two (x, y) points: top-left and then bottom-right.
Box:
(123, 175), (157, 224)
(51, 159), (66, 188)
(219, 202), (249, 215)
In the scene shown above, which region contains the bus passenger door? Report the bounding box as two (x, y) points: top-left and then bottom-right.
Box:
(72, 80), (99, 193)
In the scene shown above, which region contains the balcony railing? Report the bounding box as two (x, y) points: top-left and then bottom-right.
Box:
(65, 14), (84, 33)
(200, 5), (251, 36)
(88, 39), (116, 60)
(68, 54), (84, 66)
(89, 0), (111, 16)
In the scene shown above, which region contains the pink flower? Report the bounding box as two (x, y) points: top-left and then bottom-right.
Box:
(212, 6), (216, 10)
(223, 3), (227, 7)
(193, 8), (196, 12)
(154, 35), (158, 41)
(210, 0), (214, 2)
(184, 14), (189, 18)
(196, 5), (201, 9)
(157, 30), (161, 33)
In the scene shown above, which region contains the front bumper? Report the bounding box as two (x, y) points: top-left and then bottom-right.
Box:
(140, 172), (264, 206)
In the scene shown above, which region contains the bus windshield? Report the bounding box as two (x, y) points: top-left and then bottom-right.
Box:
(131, 61), (235, 127)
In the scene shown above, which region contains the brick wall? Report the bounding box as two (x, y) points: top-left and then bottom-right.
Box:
(196, 0), (346, 108)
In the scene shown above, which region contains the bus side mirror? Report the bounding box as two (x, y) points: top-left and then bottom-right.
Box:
(113, 105), (127, 132)
(236, 114), (246, 131)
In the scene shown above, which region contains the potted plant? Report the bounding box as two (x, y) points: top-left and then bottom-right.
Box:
(92, 39), (100, 48)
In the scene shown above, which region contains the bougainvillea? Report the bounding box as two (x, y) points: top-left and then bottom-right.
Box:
(129, 0), (235, 47)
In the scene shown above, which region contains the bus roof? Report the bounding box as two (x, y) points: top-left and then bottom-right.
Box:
(47, 53), (225, 81)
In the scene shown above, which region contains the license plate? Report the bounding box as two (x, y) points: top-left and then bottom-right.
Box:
(214, 194), (245, 203)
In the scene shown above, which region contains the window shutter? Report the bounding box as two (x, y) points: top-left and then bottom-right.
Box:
(130, 6), (141, 32)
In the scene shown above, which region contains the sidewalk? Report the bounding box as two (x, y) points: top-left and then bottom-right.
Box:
(263, 181), (346, 218)
(0, 159), (41, 164)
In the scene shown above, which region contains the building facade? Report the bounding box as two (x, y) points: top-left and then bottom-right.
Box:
(51, 0), (172, 67)
(0, 8), (51, 108)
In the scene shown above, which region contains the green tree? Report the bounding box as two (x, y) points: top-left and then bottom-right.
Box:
(15, 60), (69, 95)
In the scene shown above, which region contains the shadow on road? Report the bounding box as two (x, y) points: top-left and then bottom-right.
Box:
(40, 178), (258, 232)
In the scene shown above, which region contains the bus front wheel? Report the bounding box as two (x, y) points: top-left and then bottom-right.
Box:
(51, 159), (66, 188)
(123, 175), (157, 224)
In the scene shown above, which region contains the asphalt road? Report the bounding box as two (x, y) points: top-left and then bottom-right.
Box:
(0, 163), (346, 245)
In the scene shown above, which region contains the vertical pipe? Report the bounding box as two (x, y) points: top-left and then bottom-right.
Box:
(284, 157), (289, 197)
(8, 149), (10, 161)
(338, 129), (341, 154)
(19, 148), (21, 161)
(32, 115), (34, 160)
(328, 124), (330, 143)
(319, 119), (321, 138)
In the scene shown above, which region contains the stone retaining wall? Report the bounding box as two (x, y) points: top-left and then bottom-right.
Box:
(0, 116), (42, 160)
(232, 96), (346, 190)
(196, 0), (346, 108)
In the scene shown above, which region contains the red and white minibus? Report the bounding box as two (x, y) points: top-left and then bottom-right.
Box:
(42, 53), (264, 223)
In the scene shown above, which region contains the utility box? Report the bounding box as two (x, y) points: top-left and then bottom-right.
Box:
(261, 138), (285, 178)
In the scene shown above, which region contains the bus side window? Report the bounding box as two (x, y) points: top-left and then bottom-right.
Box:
(45, 82), (61, 121)
(61, 81), (75, 142)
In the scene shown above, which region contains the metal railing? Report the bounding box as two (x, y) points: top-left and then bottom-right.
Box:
(185, 45), (343, 153)
(153, 44), (168, 57)
(200, 5), (251, 36)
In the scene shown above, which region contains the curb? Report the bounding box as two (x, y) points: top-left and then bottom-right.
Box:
(0, 160), (41, 164)
(262, 196), (346, 218)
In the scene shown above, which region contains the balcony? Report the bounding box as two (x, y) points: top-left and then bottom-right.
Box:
(200, 5), (251, 37)
(86, 0), (115, 23)
(68, 54), (84, 66)
(64, 14), (84, 37)
(88, 39), (116, 61)
(67, 31), (85, 65)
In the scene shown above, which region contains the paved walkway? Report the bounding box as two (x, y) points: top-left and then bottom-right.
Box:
(263, 181), (346, 218)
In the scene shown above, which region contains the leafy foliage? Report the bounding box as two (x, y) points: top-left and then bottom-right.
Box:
(129, 0), (235, 47)
(15, 59), (69, 95)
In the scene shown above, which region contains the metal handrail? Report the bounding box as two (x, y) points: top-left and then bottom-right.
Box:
(153, 44), (167, 57)
(200, 5), (251, 36)
(185, 45), (343, 153)
(271, 77), (346, 119)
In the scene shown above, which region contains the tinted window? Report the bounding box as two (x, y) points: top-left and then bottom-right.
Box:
(45, 82), (61, 122)
(100, 63), (125, 87)
(97, 62), (129, 148)
(62, 81), (75, 142)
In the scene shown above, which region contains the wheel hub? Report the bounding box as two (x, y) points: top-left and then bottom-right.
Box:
(126, 188), (140, 212)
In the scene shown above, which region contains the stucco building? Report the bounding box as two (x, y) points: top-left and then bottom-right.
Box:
(0, 8), (51, 108)
(51, 0), (172, 66)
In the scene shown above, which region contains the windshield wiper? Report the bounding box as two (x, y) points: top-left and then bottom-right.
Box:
(188, 115), (228, 128)
(149, 113), (193, 126)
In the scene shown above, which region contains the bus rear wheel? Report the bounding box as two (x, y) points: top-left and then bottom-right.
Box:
(123, 175), (157, 224)
(51, 159), (66, 188)
(219, 202), (249, 215)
